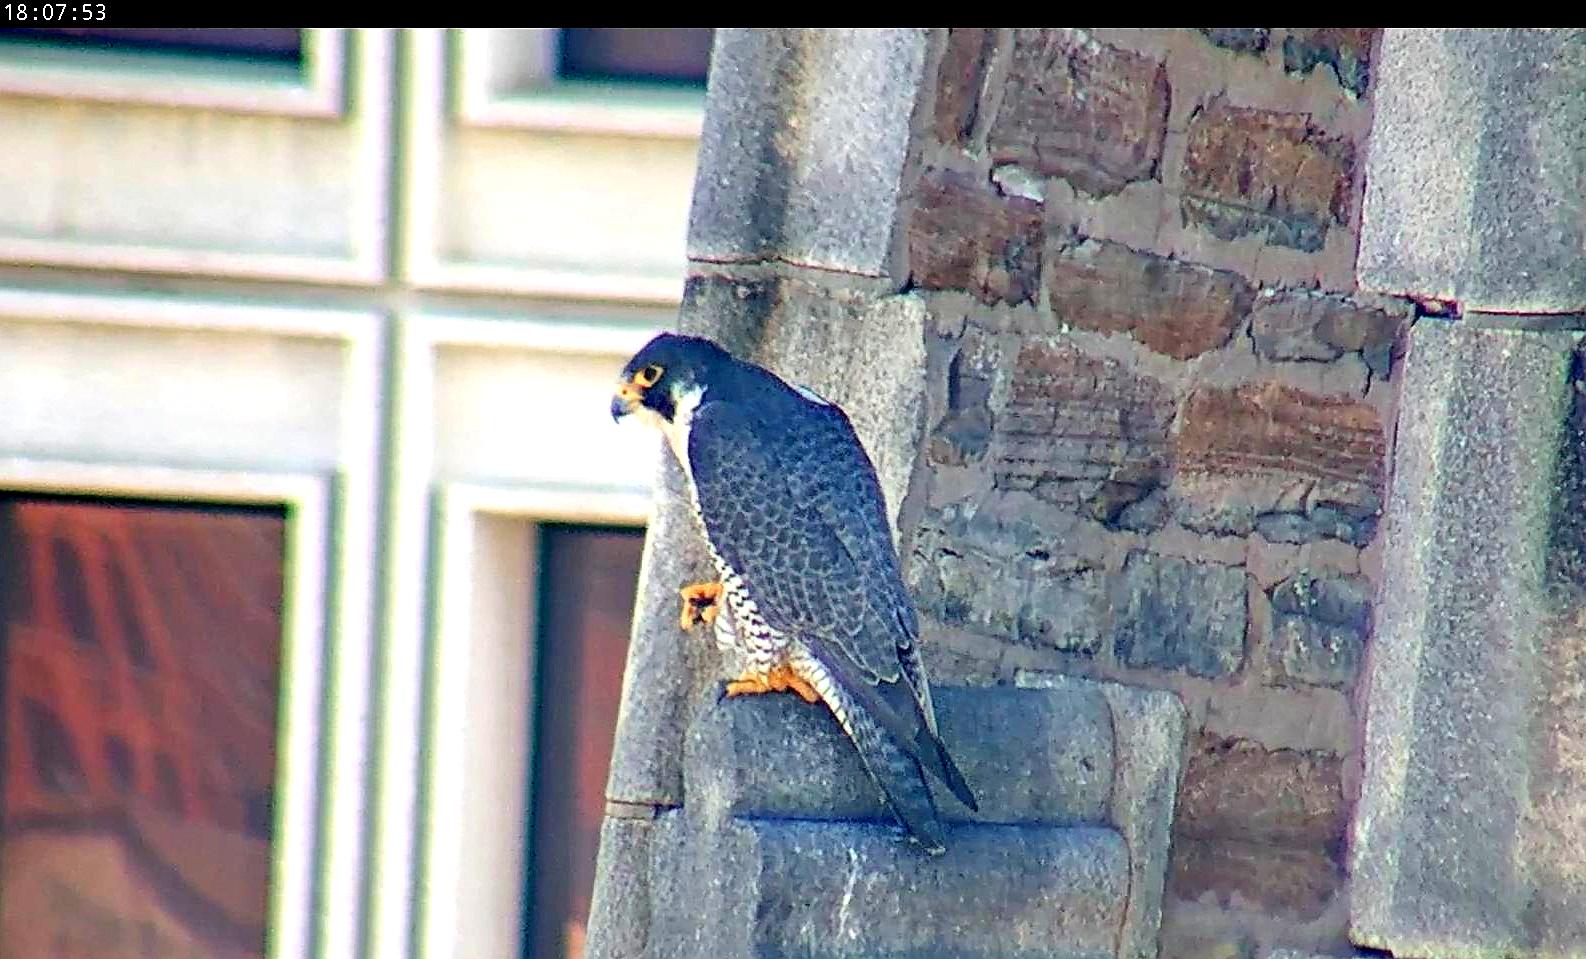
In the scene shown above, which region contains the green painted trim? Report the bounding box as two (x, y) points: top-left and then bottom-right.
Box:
(0, 34), (304, 87)
(498, 77), (704, 118)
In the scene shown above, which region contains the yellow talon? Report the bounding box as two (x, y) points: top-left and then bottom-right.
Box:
(725, 675), (771, 697)
(679, 581), (723, 631)
(725, 664), (820, 705)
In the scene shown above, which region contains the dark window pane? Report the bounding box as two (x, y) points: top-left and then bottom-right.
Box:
(527, 524), (645, 959)
(559, 28), (713, 85)
(0, 28), (303, 64)
(0, 496), (286, 959)
(106, 561), (154, 669)
(153, 751), (184, 815)
(50, 535), (99, 648)
(23, 697), (85, 795)
(104, 734), (134, 794)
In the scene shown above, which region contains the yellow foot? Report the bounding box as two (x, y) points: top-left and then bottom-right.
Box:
(678, 581), (723, 631)
(725, 663), (820, 705)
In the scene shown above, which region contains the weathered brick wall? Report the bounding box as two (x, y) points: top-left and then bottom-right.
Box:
(898, 28), (1405, 958)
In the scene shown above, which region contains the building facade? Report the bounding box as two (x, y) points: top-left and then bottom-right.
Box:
(0, 28), (701, 959)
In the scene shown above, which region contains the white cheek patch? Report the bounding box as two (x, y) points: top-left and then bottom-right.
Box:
(794, 382), (834, 406)
(659, 384), (706, 481)
(633, 404), (669, 433)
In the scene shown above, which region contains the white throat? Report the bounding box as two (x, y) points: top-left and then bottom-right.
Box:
(637, 384), (705, 481)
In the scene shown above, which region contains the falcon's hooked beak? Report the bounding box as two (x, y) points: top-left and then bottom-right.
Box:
(610, 380), (645, 423)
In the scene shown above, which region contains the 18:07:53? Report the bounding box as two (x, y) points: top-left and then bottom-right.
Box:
(4, 3), (109, 20)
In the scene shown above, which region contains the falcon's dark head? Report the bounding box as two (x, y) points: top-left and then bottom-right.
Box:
(610, 332), (734, 425)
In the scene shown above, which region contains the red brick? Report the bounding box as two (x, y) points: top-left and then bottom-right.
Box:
(1181, 100), (1355, 252)
(934, 28), (996, 147)
(1177, 734), (1346, 845)
(1048, 238), (1254, 359)
(988, 29), (1170, 197)
(1169, 734), (1347, 918)
(1173, 382), (1385, 505)
(1170, 836), (1341, 918)
(908, 169), (1043, 306)
(995, 340), (1173, 508)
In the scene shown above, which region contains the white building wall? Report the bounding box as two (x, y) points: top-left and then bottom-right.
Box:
(0, 28), (691, 959)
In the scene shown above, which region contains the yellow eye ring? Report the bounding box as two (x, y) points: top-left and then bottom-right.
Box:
(634, 364), (664, 388)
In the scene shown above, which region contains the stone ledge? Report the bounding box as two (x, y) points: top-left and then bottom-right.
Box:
(686, 685), (1115, 826)
(1018, 672), (1188, 959)
(650, 817), (1127, 959)
(640, 678), (1185, 959)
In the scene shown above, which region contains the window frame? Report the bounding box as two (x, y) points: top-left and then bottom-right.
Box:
(452, 28), (705, 139)
(372, 312), (660, 959)
(0, 29), (390, 286)
(0, 457), (330, 959)
(402, 29), (701, 303)
(0, 287), (383, 959)
(0, 28), (346, 118)
(418, 483), (647, 959)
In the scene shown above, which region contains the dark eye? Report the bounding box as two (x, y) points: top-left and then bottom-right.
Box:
(635, 364), (664, 387)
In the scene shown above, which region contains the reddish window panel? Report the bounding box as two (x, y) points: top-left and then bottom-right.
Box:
(0, 496), (286, 959)
(0, 29), (303, 63)
(527, 524), (645, 959)
(558, 28), (713, 85)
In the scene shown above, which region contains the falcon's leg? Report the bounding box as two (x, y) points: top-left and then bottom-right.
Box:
(725, 663), (820, 704)
(678, 581), (723, 631)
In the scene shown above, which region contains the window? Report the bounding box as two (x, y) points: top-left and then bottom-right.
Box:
(0, 28), (303, 64)
(557, 28), (713, 86)
(0, 27), (340, 120)
(0, 496), (286, 959)
(525, 524), (645, 959)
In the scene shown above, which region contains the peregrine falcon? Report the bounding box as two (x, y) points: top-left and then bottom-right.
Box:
(611, 332), (978, 853)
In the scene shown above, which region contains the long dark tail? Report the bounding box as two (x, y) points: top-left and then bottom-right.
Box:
(914, 724), (978, 813)
(825, 680), (949, 854)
